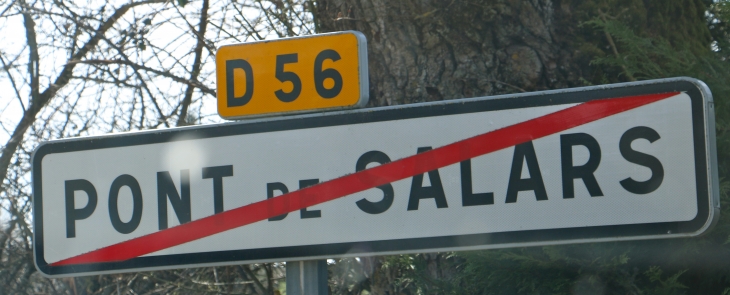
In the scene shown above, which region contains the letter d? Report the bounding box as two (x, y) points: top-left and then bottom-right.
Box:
(226, 59), (254, 107)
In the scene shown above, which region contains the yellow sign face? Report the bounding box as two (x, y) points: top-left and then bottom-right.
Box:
(216, 31), (368, 119)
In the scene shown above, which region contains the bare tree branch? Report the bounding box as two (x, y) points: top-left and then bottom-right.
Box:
(67, 58), (216, 96)
(0, 51), (26, 111)
(0, 1), (315, 292)
(177, 0), (210, 126)
(0, 0), (167, 196)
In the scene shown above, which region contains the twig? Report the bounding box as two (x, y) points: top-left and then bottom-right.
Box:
(598, 9), (636, 82)
(66, 59), (215, 96)
(486, 79), (527, 93)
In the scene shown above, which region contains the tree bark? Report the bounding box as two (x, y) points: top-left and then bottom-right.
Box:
(314, 0), (713, 293)
(313, 1), (586, 293)
(314, 0), (586, 107)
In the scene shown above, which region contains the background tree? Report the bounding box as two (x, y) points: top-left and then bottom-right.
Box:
(315, 0), (730, 294)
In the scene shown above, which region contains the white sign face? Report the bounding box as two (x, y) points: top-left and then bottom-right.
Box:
(33, 78), (718, 277)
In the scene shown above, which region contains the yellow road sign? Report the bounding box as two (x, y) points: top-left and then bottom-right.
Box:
(216, 31), (368, 119)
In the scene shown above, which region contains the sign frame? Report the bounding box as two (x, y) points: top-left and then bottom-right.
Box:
(215, 31), (369, 119)
(33, 77), (719, 277)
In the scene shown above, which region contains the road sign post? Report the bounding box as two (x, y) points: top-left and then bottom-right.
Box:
(286, 260), (327, 295)
(33, 78), (718, 277)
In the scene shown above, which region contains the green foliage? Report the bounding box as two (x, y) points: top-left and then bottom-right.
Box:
(709, 1), (730, 57)
(397, 244), (695, 295)
(568, 0), (711, 55)
(643, 267), (687, 295)
(583, 18), (697, 81)
(329, 258), (370, 294)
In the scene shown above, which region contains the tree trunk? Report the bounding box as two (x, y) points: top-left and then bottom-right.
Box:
(314, 0), (587, 107)
(313, 0), (713, 293)
(315, 2), (578, 293)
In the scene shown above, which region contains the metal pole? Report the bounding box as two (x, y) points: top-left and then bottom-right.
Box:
(286, 260), (327, 295)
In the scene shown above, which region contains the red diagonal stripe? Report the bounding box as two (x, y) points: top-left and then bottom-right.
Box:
(50, 92), (679, 266)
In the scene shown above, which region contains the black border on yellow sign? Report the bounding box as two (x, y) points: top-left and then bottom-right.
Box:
(215, 31), (369, 119)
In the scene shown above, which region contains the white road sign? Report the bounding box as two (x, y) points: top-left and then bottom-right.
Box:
(33, 78), (718, 277)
